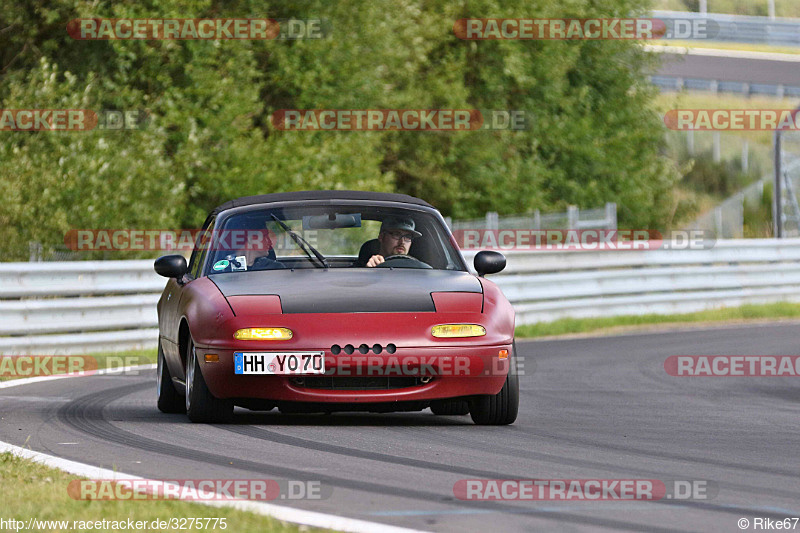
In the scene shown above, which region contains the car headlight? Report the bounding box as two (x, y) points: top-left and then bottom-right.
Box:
(431, 324), (486, 338)
(234, 328), (293, 340)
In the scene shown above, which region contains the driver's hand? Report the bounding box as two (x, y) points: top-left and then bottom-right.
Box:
(366, 254), (385, 267)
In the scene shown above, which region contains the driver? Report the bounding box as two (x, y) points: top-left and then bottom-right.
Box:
(366, 217), (422, 267)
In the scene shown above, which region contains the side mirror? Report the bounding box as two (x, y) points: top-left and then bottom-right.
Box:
(474, 251), (506, 276)
(154, 255), (188, 279)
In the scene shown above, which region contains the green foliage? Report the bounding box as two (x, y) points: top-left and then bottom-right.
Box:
(516, 300), (800, 338)
(1, 0), (677, 260)
(681, 153), (753, 196)
(743, 180), (773, 238)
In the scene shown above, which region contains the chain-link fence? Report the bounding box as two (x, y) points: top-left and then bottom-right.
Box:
(775, 129), (800, 237)
(690, 129), (800, 239)
(691, 178), (770, 238)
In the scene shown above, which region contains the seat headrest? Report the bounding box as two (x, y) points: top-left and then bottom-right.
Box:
(357, 239), (381, 264)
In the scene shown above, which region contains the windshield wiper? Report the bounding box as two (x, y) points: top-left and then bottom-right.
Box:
(270, 214), (329, 268)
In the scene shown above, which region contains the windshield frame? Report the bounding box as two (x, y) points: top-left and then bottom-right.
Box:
(200, 199), (468, 276)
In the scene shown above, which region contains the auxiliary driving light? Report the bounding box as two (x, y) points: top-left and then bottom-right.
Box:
(431, 324), (486, 338)
(234, 328), (293, 340)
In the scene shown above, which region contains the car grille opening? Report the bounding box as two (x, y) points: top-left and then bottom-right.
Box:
(290, 376), (428, 390)
(331, 343), (396, 355)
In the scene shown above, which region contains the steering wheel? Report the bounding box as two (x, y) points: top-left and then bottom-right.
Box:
(376, 255), (432, 269)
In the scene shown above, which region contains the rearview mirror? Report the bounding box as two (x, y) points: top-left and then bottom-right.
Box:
(154, 255), (188, 279)
(474, 251), (506, 276)
(303, 213), (362, 230)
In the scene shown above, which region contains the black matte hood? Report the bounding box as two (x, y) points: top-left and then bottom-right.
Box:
(209, 269), (481, 313)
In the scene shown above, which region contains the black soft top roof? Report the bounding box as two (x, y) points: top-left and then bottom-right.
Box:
(212, 190), (433, 215)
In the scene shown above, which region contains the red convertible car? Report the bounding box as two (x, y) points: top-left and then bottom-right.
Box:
(154, 191), (518, 424)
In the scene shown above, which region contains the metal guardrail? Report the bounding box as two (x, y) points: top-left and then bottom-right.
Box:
(465, 239), (800, 324)
(0, 261), (163, 354)
(652, 10), (800, 46)
(650, 75), (800, 97)
(445, 204), (617, 233)
(650, 11), (800, 94)
(4, 239), (800, 353)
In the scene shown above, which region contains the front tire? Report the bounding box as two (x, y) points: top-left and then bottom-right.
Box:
(185, 338), (233, 423)
(157, 341), (185, 413)
(469, 342), (519, 425)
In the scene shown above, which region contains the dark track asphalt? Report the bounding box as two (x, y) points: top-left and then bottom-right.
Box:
(2, 322), (799, 532)
(656, 52), (800, 86)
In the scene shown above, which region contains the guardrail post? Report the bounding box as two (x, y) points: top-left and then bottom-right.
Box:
(713, 132), (721, 163)
(687, 130), (695, 155)
(567, 206), (578, 229)
(534, 209), (540, 230)
(605, 203), (617, 230)
(738, 193), (745, 238)
(28, 242), (43, 262)
(742, 139), (749, 172)
(775, 129), (783, 238)
(486, 211), (499, 230)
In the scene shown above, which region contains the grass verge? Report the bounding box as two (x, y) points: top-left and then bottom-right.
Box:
(655, 90), (799, 162)
(653, 91), (799, 230)
(648, 40), (800, 56)
(515, 301), (800, 338)
(0, 451), (323, 533)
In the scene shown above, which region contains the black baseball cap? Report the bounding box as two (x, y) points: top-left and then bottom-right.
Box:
(380, 216), (422, 238)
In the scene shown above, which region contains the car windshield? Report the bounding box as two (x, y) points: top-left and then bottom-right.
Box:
(203, 204), (464, 274)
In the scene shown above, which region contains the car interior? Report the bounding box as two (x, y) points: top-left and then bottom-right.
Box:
(206, 207), (461, 273)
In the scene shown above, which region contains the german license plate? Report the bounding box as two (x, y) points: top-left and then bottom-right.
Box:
(234, 352), (325, 375)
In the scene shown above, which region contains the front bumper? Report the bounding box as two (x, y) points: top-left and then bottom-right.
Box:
(195, 344), (511, 403)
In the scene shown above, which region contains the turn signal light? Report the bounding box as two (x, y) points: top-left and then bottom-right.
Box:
(431, 324), (486, 338)
(234, 328), (293, 340)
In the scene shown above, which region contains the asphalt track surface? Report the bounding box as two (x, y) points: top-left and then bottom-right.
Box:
(656, 52), (800, 86)
(2, 322), (799, 532)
